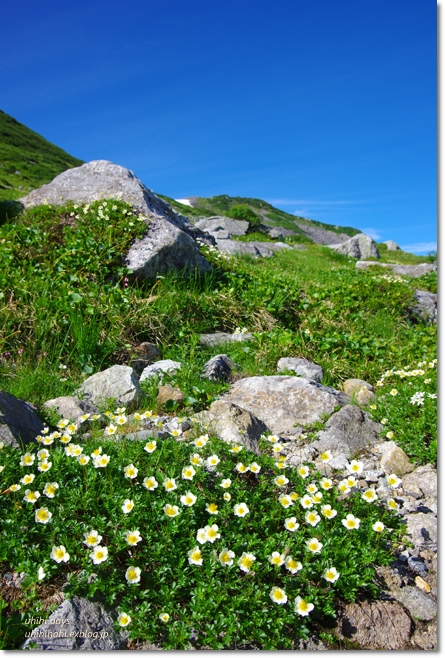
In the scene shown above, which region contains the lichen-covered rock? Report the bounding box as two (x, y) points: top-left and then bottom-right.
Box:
(336, 600), (412, 650)
(201, 354), (238, 381)
(342, 378), (374, 395)
(19, 160), (212, 280)
(311, 405), (382, 458)
(277, 357), (323, 383)
(139, 359), (181, 384)
(20, 596), (127, 650)
(194, 216), (249, 236)
(76, 365), (142, 407)
(215, 239), (274, 257)
(43, 396), (100, 424)
(221, 376), (349, 435)
(392, 586), (437, 621)
(156, 384), (185, 406)
(194, 400), (267, 454)
(0, 391), (45, 448)
(402, 464), (437, 499)
(405, 513), (437, 550)
(356, 261), (437, 278)
(331, 233), (380, 259)
(410, 290), (437, 325)
(373, 440), (414, 475)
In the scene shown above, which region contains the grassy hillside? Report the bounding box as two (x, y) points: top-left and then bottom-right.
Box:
(0, 110), (84, 202)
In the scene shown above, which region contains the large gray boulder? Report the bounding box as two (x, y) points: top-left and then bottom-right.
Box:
(215, 239), (291, 258)
(331, 233), (380, 259)
(195, 400), (267, 454)
(310, 405), (382, 458)
(76, 365), (143, 407)
(19, 160), (213, 280)
(356, 261), (437, 278)
(43, 396), (100, 424)
(0, 391), (45, 448)
(194, 216), (249, 236)
(383, 240), (401, 251)
(410, 290), (437, 325)
(277, 357), (323, 383)
(20, 596), (127, 650)
(221, 376), (349, 435)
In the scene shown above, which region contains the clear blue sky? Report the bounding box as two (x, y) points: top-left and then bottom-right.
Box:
(1, 0), (437, 253)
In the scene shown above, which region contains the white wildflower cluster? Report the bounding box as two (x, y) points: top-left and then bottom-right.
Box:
(410, 391), (425, 406)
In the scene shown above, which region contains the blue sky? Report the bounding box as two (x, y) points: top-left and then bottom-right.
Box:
(1, 0), (437, 253)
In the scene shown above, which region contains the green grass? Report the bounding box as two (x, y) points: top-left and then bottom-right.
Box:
(0, 110), (83, 201)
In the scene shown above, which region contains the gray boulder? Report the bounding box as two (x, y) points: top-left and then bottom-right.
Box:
(405, 513), (437, 550)
(356, 261), (437, 278)
(277, 357), (323, 383)
(402, 464), (437, 500)
(384, 240), (401, 251)
(215, 239), (274, 257)
(199, 331), (253, 347)
(195, 400), (267, 454)
(194, 216), (249, 236)
(43, 396), (100, 424)
(342, 378), (374, 395)
(0, 391), (45, 448)
(19, 160), (212, 280)
(20, 596), (127, 650)
(139, 359), (181, 383)
(410, 290), (437, 325)
(392, 586), (437, 621)
(76, 365), (143, 407)
(311, 405), (382, 458)
(336, 600), (412, 650)
(201, 354), (238, 381)
(331, 233), (380, 259)
(221, 376), (349, 435)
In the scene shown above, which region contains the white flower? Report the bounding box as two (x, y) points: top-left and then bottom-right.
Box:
(206, 454), (220, 467)
(320, 477), (333, 490)
(37, 449), (50, 461)
(196, 528), (208, 544)
(205, 524), (220, 543)
(278, 494), (294, 509)
(362, 489), (378, 503)
(164, 504), (180, 518)
(118, 612), (131, 627)
(306, 537), (323, 553)
(238, 552), (256, 573)
(90, 545), (108, 564)
(284, 517), (300, 532)
(35, 507), (52, 524)
(188, 546), (203, 566)
(159, 613), (170, 623)
(143, 476), (158, 491)
(319, 450), (333, 463)
(323, 567), (340, 583)
(104, 424), (117, 436)
(285, 556), (302, 574)
(390, 389), (398, 396)
(372, 521), (385, 532)
(206, 503), (219, 515)
(190, 453), (203, 466)
(122, 499), (135, 514)
(20, 453), (35, 467)
(182, 466), (196, 480)
(83, 530), (102, 547)
(126, 530), (142, 546)
(270, 587), (287, 604)
(305, 510), (321, 527)
(50, 545), (70, 563)
(297, 465), (310, 479)
(23, 490), (40, 504)
(234, 503), (249, 517)
(347, 460), (364, 475)
(93, 454), (111, 468)
(38, 460), (52, 473)
(294, 596), (314, 616)
(144, 441), (157, 453)
(180, 492), (197, 507)
(299, 494), (313, 509)
(387, 473), (402, 489)
(163, 478), (177, 492)
(37, 567), (46, 581)
(274, 475), (289, 487)
(342, 514), (360, 530)
(312, 492), (323, 504)
(20, 473), (35, 485)
(249, 462), (261, 473)
(125, 566), (141, 584)
(223, 492), (231, 501)
(235, 462), (249, 473)
(124, 464), (138, 479)
(268, 551), (285, 566)
(220, 478), (232, 489)
(321, 504), (337, 519)
(219, 548), (235, 566)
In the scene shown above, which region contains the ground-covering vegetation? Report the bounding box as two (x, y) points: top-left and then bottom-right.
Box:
(0, 198), (437, 648)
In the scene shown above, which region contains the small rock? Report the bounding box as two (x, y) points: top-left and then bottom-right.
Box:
(0, 391), (45, 448)
(201, 354), (238, 381)
(277, 357), (323, 383)
(311, 405), (382, 458)
(383, 240), (401, 251)
(76, 365), (143, 407)
(377, 440), (415, 475)
(199, 331), (253, 347)
(128, 342), (161, 373)
(402, 464), (437, 499)
(356, 389), (376, 406)
(415, 576), (431, 593)
(140, 359), (181, 384)
(407, 556), (428, 577)
(392, 586), (437, 621)
(336, 600), (412, 650)
(405, 513), (437, 549)
(410, 620), (437, 650)
(410, 289), (437, 325)
(332, 233), (380, 260)
(43, 396), (100, 425)
(342, 378), (374, 395)
(157, 384), (185, 406)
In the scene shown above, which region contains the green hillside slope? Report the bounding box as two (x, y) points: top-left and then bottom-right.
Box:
(0, 110), (84, 201)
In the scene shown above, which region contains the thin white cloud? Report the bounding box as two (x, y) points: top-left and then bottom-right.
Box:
(400, 241), (437, 255)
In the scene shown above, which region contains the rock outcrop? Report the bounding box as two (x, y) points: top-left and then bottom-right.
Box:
(19, 160), (213, 280)
(276, 357), (323, 383)
(356, 261), (437, 278)
(330, 233), (380, 259)
(76, 365), (143, 407)
(383, 240), (401, 251)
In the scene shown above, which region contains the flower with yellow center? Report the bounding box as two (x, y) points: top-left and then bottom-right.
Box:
(274, 475), (289, 487)
(342, 514), (360, 530)
(143, 410), (153, 418)
(305, 511), (321, 527)
(42, 436), (55, 446)
(23, 490), (40, 504)
(50, 545), (70, 563)
(249, 462), (261, 474)
(115, 407), (126, 414)
(319, 450), (333, 463)
(144, 441), (157, 453)
(295, 597), (314, 616)
(93, 454), (111, 468)
(387, 473), (402, 488)
(299, 494), (313, 509)
(387, 498), (399, 510)
(125, 530), (142, 546)
(220, 478), (232, 489)
(206, 503), (219, 515)
(143, 476), (158, 491)
(224, 492), (231, 502)
(188, 547), (203, 566)
(83, 530), (102, 547)
(159, 613), (170, 623)
(91, 414), (101, 420)
(118, 612), (131, 627)
(306, 538), (323, 553)
(323, 567), (340, 583)
(362, 489), (378, 503)
(205, 524), (220, 542)
(297, 465), (310, 479)
(285, 556), (302, 573)
(164, 504), (180, 518)
(229, 445), (243, 453)
(312, 492), (323, 504)
(38, 460), (52, 473)
(155, 420), (164, 428)
(338, 481), (352, 495)
(289, 491), (299, 501)
(9, 484), (21, 492)
(306, 482), (318, 494)
(194, 435), (208, 448)
(381, 418), (388, 425)
(170, 428), (182, 438)
(104, 424), (117, 436)
(125, 566), (141, 584)
(80, 413), (90, 423)
(235, 462), (249, 473)
(20, 473), (35, 485)
(275, 460), (287, 469)
(272, 443), (284, 453)
(66, 424), (77, 434)
(122, 499), (135, 514)
(91, 447), (102, 457)
(78, 455), (90, 466)
(268, 551), (285, 566)
(238, 552), (256, 572)
(219, 548), (235, 566)
(284, 517), (300, 532)
(278, 494), (294, 509)
(320, 477), (333, 490)
(37, 449), (49, 461)
(57, 419), (69, 429)
(20, 453), (35, 467)
(35, 507), (52, 524)
(234, 503), (249, 517)
(372, 521), (385, 532)
(90, 545), (108, 564)
(346, 475), (357, 487)
(163, 478), (177, 492)
(190, 453), (203, 466)
(321, 505), (337, 519)
(347, 460), (363, 475)
(267, 435), (279, 443)
(370, 404), (377, 410)
(180, 492), (197, 507)
(196, 528), (208, 544)
(390, 389), (398, 396)
(270, 587), (287, 604)
(124, 464), (138, 479)
(42, 427), (49, 434)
